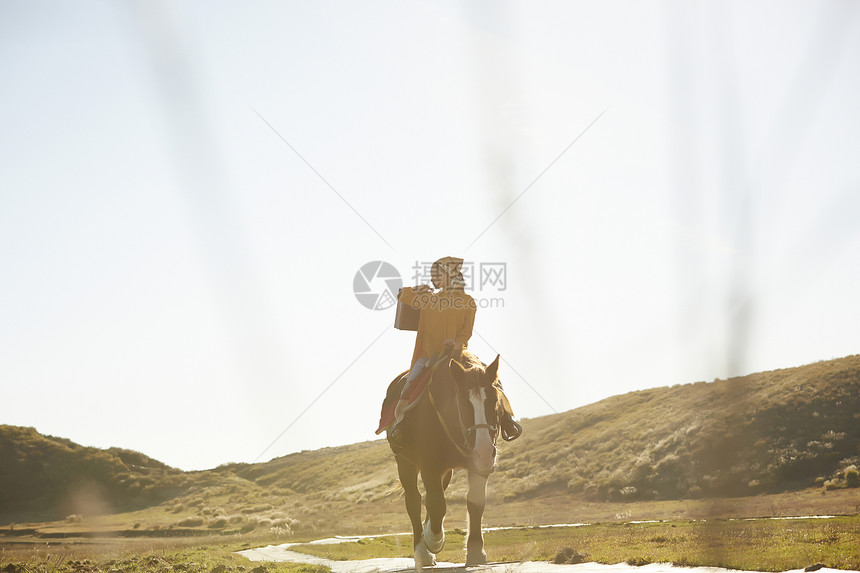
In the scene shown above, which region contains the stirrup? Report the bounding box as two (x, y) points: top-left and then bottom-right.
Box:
(502, 418), (522, 442)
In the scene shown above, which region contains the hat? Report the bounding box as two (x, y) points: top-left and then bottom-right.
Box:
(433, 256), (466, 288)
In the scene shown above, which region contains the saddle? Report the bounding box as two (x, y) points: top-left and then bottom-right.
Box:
(375, 360), (522, 441)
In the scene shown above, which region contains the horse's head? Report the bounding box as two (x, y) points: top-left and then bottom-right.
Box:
(449, 355), (502, 476)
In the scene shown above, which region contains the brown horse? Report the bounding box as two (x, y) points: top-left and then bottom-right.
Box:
(387, 351), (507, 569)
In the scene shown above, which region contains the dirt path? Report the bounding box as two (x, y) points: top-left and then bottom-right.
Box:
(237, 535), (855, 573)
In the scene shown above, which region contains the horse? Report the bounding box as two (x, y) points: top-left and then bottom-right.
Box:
(386, 351), (507, 569)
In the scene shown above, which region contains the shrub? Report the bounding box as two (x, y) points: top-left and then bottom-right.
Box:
(553, 547), (587, 564)
(567, 477), (587, 493)
(845, 466), (859, 488)
(823, 480), (842, 491)
(620, 486), (639, 499)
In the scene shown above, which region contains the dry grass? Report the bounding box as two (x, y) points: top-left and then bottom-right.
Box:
(0, 536), (327, 573)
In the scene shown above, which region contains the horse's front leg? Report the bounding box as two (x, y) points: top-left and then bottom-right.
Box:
(422, 469), (447, 555)
(465, 470), (488, 565)
(396, 459), (434, 568)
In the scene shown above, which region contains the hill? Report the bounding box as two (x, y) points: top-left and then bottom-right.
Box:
(0, 426), (193, 523)
(2, 354), (859, 532)
(496, 354), (860, 501)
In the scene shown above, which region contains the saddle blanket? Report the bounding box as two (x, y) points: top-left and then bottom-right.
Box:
(375, 365), (433, 435)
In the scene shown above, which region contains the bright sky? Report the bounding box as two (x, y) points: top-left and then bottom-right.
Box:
(2, 1), (859, 471)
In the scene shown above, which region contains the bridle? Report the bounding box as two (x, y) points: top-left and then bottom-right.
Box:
(427, 378), (501, 459)
(464, 423), (498, 446)
(455, 386), (502, 455)
(419, 349), (503, 462)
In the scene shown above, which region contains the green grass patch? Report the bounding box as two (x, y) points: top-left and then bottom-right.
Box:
(291, 517), (860, 571)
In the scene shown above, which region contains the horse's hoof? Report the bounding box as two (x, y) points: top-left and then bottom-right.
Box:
(414, 540), (436, 569)
(422, 520), (445, 553)
(466, 540), (487, 566)
(465, 549), (488, 566)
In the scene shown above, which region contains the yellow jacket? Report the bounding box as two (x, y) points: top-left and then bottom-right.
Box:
(399, 287), (477, 367)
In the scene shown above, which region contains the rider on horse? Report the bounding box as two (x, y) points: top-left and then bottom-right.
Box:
(386, 256), (520, 442)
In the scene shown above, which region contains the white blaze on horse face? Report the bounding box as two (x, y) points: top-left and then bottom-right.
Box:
(469, 388), (495, 474)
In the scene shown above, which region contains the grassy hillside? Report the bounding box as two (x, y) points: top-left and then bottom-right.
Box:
(0, 426), (193, 523)
(219, 354), (860, 505)
(495, 354), (860, 502)
(2, 355), (858, 533)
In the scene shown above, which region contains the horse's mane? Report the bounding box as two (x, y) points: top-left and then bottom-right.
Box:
(454, 349), (504, 395)
(457, 349), (485, 371)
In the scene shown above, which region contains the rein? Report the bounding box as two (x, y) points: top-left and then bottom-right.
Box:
(427, 374), (471, 458)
